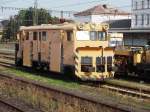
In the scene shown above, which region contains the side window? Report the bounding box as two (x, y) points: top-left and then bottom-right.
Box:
(42, 31), (47, 41)
(39, 32), (41, 41)
(67, 31), (72, 41)
(98, 32), (106, 41)
(90, 31), (97, 41)
(26, 32), (29, 40)
(33, 32), (37, 40)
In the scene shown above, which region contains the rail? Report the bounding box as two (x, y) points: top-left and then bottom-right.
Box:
(0, 49), (149, 112)
(0, 72), (148, 112)
(101, 84), (150, 99)
(0, 98), (26, 112)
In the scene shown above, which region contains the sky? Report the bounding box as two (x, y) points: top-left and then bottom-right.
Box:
(0, 0), (131, 20)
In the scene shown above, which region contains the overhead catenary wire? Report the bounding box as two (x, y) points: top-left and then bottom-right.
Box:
(1, 0), (150, 23)
(0, 0), (20, 5)
(0, 6), (77, 14)
(0, 2), (135, 16)
(0, 0), (131, 10)
(0, 0), (34, 6)
(0, 0), (132, 13)
(0, 0), (134, 17)
(51, 0), (106, 9)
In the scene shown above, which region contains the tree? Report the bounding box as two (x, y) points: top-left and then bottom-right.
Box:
(2, 7), (60, 41)
(2, 17), (19, 41)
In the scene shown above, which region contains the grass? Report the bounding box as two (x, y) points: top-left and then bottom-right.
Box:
(0, 66), (150, 110)
(0, 67), (80, 90)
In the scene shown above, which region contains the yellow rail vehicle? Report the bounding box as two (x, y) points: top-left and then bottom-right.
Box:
(114, 46), (150, 79)
(16, 23), (114, 81)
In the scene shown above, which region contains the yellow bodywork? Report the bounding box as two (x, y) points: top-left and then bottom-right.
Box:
(18, 22), (114, 81)
(115, 47), (150, 66)
(146, 50), (150, 63)
(115, 49), (131, 56)
(133, 53), (142, 65)
(75, 49), (114, 81)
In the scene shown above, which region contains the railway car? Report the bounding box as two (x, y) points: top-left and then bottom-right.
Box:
(16, 22), (115, 81)
(114, 46), (150, 80)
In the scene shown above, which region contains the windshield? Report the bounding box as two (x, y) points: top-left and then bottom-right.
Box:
(76, 31), (106, 41)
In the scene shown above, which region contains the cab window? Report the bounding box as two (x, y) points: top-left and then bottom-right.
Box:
(107, 56), (112, 65)
(96, 57), (102, 65)
(81, 57), (92, 65)
(98, 32), (106, 41)
(96, 57), (105, 72)
(107, 56), (113, 72)
(81, 57), (95, 72)
(102, 57), (106, 64)
(90, 31), (97, 41)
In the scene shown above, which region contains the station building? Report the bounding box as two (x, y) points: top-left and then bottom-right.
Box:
(0, 22), (3, 40)
(74, 4), (130, 23)
(129, 0), (150, 46)
(110, 0), (150, 47)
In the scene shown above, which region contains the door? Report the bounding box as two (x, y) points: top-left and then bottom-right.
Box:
(50, 41), (61, 72)
(23, 41), (33, 67)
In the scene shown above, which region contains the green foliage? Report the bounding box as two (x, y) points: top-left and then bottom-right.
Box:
(18, 7), (54, 26)
(2, 17), (19, 41)
(2, 7), (60, 41)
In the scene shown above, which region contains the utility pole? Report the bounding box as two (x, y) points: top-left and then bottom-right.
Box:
(33, 0), (38, 25)
(61, 10), (63, 19)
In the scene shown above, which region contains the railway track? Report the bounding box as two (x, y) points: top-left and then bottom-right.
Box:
(80, 81), (150, 100)
(0, 98), (27, 112)
(0, 49), (150, 111)
(0, 72), (149, 112)
(101, 84), (150, 99)
(0, 59), (15, 68)
(0, 53), (15, 60)
(0, 97), (42, 112)
(0, 50), (15, 58)
(0, 50), (150, 100)
(0, 50), (15, 68)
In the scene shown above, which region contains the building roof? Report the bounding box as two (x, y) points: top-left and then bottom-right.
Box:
(74, 4), (130, 16)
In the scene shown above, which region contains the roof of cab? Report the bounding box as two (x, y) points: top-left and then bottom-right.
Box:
(20, 22), (79, 31)
(20, 22), (109, 31)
